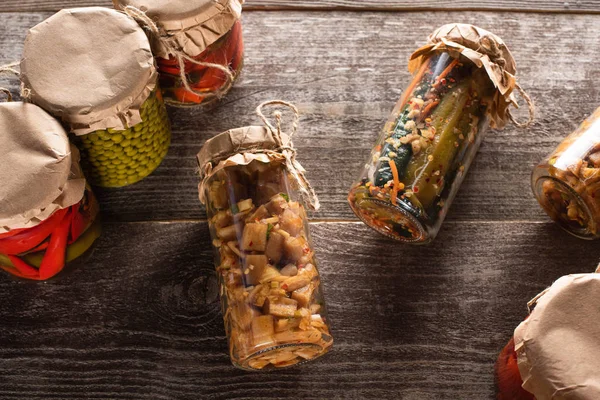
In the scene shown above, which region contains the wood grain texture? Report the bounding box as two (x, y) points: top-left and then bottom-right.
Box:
(1, 0), (600, 13)
(2, 11), (599, 222)
(0, 221), (596, 399)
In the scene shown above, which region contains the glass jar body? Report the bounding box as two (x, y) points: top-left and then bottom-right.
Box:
(74, 88), (171, 188)
(495, 337), (535, 400)
(0, 186), (101, 281)
(158, 20), (244, 107)
(348, 52), (494, 243)
(204, 160), (333, 370)
(532, 107), (600, 239)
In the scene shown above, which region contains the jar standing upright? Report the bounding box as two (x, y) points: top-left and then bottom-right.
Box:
(348, 24), (533, 244)
(197, 106), (333, 370)
(21, 7), (171, 188)
(532, 107), (600, 239)
(0, 101), (101, 281)
(114, 0), (244, 107)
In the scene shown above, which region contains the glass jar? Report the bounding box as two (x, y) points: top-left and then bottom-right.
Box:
(0, 101), (101, 281)
(0, 187), (101, 281)
(198, 120), (333, 370)
(348, 24), (528, 244)
(349, 51), (495, 243)
(73, 89), (171, 187)
(21, 7), (172, 188)
(532, 107), (600, 239)
(157, 20), (244, 107)
(496, 273), (600, 399)
(113, 0), (244, 107)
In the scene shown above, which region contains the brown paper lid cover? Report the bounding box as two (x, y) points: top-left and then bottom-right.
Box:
(114, 0), (243, 58)
(21, 7), (157, 135)
(410, 23), (519, 129)
(0, 102), (86, 232)
(514, 274), (600, 399)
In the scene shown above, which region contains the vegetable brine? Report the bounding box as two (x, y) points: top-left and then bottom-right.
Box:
(21, 7), (171, 188)
(532, 107), (600, 239)
(197, 103), (333, 370)
(348, 24), (533, 243)
(496, 273), (600, 400)
(0, 102), (100, 281)
(114, 0), (244, 107)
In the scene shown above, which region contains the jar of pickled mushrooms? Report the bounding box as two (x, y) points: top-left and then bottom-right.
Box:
(348, 23), (534, 244)
(114, 0), (244, 107)
(0, 101), (101, 281)
(197, 102), (333, 370)
(532, 106), (600, 239)
(21, 7), (171, 188)
(496, 273), (600, 400)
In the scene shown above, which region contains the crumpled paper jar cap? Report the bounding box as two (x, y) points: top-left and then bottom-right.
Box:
(113, 0), (243, 58)
(514, 274), (600, 400)
(21, 7), (157, 135)
(410, 23), (519, 129)
(0, 102), (86, 232)
(197, 126), (289, 177)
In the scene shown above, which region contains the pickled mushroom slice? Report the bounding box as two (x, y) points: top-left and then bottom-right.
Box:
(292, 284), (316, 307)
(263, 296), (298, 318)
(251, 315), (275, 347)
(284, 236), (308, 262)
(282, 274), (311, 292)
(265, 231), (285, 264)
(280, 208), (303, 236)
(274, 329), (322, 344)
(240, 223), (268, 251)
(266, 193), (289, 215)
(275, 317), (301, 332)
(243, 254), (268, 286)
(280, 264), (298, 276)
(216, 225), (237, 241)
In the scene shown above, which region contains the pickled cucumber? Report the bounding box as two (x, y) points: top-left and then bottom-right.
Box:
(75, 89), (171, 188)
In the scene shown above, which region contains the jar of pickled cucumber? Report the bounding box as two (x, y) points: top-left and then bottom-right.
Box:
(114, 0), (244, 107)
(0, 101), (101, 281)
(348, 24), (534, 244)
(20, 7), (171, 188)
(532, 107), (600, 240)
(197, 103), (333, 370)
(496, 273), (600, 400)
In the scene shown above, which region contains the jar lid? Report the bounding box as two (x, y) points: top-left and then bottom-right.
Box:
(0, 102), (86, 233)
(514, 274), (600, 399)
(113, 0), (243, 58)
(410, 23), (529, 129)
(196, 125), (292, 205)
(21, 7), (157, 135)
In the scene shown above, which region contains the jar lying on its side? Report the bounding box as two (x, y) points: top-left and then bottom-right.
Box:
(495, 273), (600, 400)
(348, 24), (532, 244)
(114, 0), (244, 107)
(0, 102), (101, 281)
(532, 106), (600, 239)
(198, 117), (333, 370)
(21, 7), (171, 188)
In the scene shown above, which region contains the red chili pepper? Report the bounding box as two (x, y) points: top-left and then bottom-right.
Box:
(495, 338), (535, 400)
(38, 208), (73, 280)
(0, 208), (69, 255)
(173, 87), (205, 104)
(0, 227), (29, 239)
(69, 203), (87, 244)
(7, 255), (40, 278)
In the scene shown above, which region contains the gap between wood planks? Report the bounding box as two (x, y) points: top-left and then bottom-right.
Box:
(109, 219), (554, 225)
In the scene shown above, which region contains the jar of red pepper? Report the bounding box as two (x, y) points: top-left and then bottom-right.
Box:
(113, 0), (244, 107)
(496, 273), (600, 399)
(0, 101), (101, 281)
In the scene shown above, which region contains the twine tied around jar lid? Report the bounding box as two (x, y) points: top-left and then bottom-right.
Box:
(409, 23), (535, 129)
(122, 5), (235, 102)
(0, 61), (21, 102)
(198, 101), (320, 211)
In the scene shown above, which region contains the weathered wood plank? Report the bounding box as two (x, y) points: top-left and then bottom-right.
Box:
(1, 11), (599, 222)
(0, 221), (596, 399)
(1, 0), (599, 13)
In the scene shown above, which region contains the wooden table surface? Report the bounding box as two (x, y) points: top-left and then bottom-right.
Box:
(1, 1), (599, 399)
